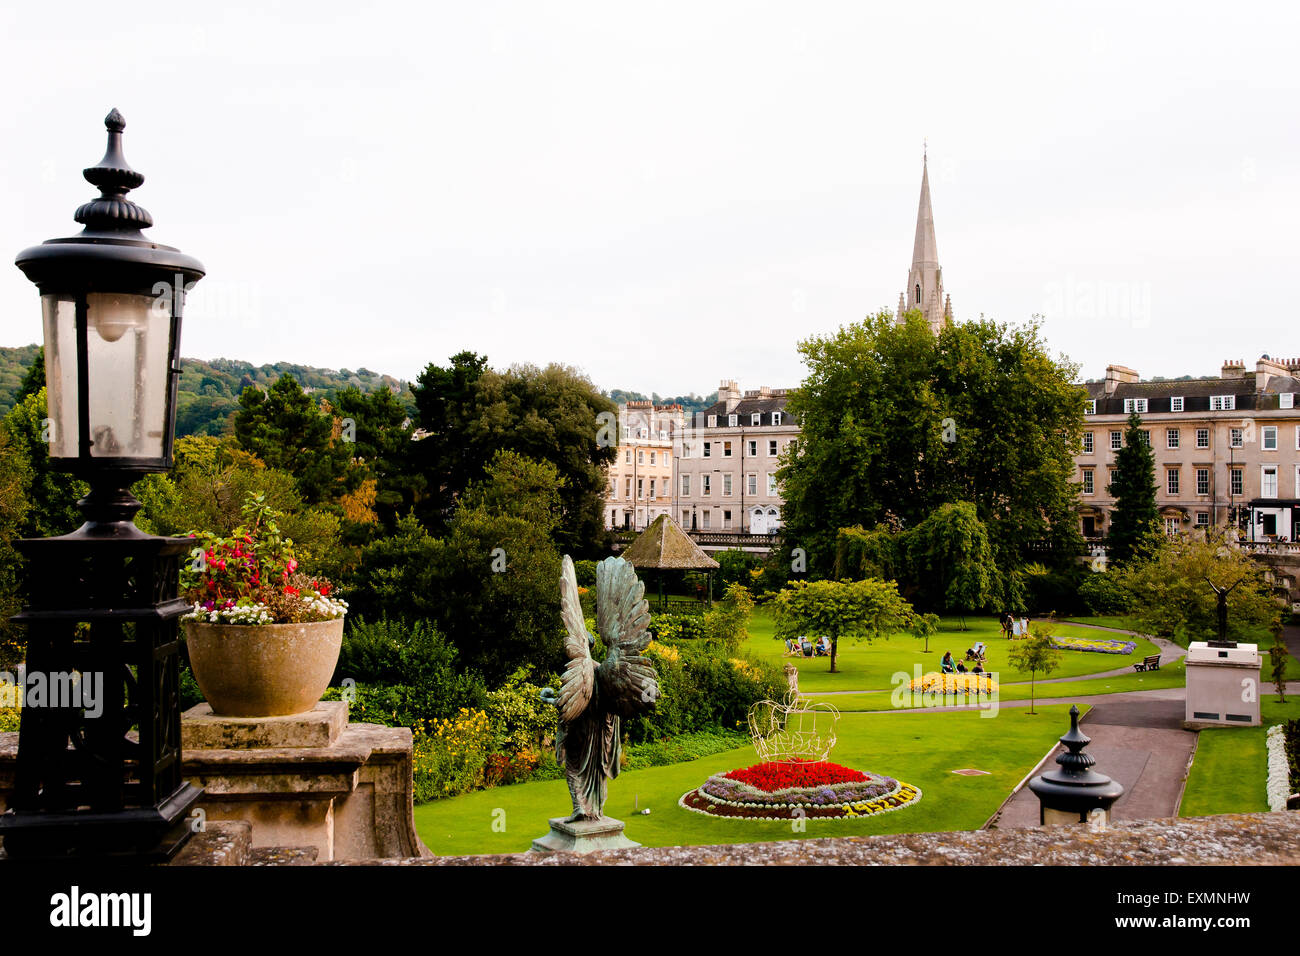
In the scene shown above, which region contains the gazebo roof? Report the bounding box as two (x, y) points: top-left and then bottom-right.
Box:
(621, 515), (720, 570)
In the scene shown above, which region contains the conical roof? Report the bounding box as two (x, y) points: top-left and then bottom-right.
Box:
(911, 156), (939, 270)
(621, 514), (720, 570)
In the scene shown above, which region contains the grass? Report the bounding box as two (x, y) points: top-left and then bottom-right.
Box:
(1180, 695), (1300, 817)
(413, 703), (1088, 856)
(808, 659), (1188, 711)
(745, 609), (1161, 694)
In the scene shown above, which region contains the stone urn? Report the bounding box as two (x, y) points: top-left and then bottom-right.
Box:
(183, 619), (345, 718)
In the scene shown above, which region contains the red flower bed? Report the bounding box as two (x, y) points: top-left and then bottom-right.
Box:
(723, 759), (869, 792)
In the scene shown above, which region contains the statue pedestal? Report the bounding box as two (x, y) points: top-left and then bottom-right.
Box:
(531, 816), (641, 855)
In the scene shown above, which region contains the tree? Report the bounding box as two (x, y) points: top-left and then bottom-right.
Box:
(1106, 411), (1160, 566)
(771, 577), (916, 674)
(411, 355), (617, 554)
(910, 612), (941, 654)
(0, 428), (33, 668)
(233, 374), (355, 504)
(904, 502), (996, 627)
(779, 311), (1084, 606)
(1116, 531), (1278, 645)
(1, 388), (86, 537)
(1007, 625), (1062, 714)
(1269, 635), (1289, 704)
(332, 385), (423, 532)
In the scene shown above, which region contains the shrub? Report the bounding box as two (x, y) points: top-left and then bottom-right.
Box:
(650, 614), (707, 642)
(572, 559), (597, 587)
(1020, 563), (1084, 616)
(702, 583), (754, 651)
(411, 708), (493, 803)
(1078, 570), (1128, 615)
(484, 668), (558, 756)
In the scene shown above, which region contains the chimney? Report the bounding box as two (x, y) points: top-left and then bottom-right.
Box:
(1221, 359), (1246, 380)
(1255, 354), (1288, 392)
(1103, 364), (1139, 396)
(718, 379), (741, 413)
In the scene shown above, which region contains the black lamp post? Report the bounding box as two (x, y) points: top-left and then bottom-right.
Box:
(1028, 705), (1124, 826)
(0, 110), (205, 860)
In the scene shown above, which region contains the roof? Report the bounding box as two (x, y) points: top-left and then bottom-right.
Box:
(620, 514), (720, 570)
(912, 156), (939, 269)
(1083, 376), (1300, 400)
(696, 395), (792, 424)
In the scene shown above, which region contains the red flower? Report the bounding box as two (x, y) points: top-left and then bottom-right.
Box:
(319, 583), (331, 596)
(723, 760), (868, 792)
(284, 586), (300, 597)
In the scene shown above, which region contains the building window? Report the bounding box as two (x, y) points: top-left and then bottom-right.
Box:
(1167, 469), (1179, 495)
(723, 441), (733, 457)
(747, 440), (757, 457)
(1164, 516), (1181, 537)
(746, 474), (757, 496)
(707, 415), (717, 427)
(722, 510), (732, 530)
(1296, 425), (1300, 450)
(651, 478), (659, 498)
(681, 443), (691, 458)
(1230, 468), (1243, 497)
(1263, 426), (1278, 451)
(1195, 512), (1209, 527)
(682, 510), (690, 525)
(1108, 469), (1117, 491)
(722, 474), (732, 496)
(1196, 428), (1209, 448)
(1084, 400), (1096, 415)
(1196, 468), (1209, 495)
(1262, 465), (1278, 498)
(773, 412), (783, 426)
(751, 413), (761, 426)
(768, 439), (778, 456)
(681, 474), (691, 496)
(701, 475), (711, 496)
(650, 451), (657, 465)
(1211, 395), (1235, 411)
(1230, 428), (1243, 448)
(702, 511), (711, 529)
(1082, 432), (1094, 454)
(1110, 431), (1123, 450)
(703, 442), (711, 458)
(728, 414), (738, 427)
(625, 478), (632, 498)
(767, 473), (777, 496)
(1166, 428), (1179, 449)
(1123, 398), (1148, 414)
(638, 451), (644, 464)
(637, 478), (644, 499)
(1082, 470), (1094, 495)
(1139, 430), (1150, 446)
(625, 450), (632, 464)
(1281, 392), (1295, 409)
(1171, 396), (1184, 412)
(916, 282), (921, 303)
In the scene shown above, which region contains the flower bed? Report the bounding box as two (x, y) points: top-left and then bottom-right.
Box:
(679, 759), (922, 820)
(907, 673), (997, 694)
(1049, 636), (1137, 655)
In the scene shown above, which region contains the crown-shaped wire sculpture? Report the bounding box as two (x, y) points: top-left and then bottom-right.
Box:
(747, 689), (841, 764)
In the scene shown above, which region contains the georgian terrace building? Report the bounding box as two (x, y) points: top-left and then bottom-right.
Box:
(1077, 356), (1300, 542)
(604, 401), (685, 531)
(671, 381), (800, 534)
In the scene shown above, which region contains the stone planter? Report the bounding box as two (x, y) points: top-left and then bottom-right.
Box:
(183, 619), (345, 718)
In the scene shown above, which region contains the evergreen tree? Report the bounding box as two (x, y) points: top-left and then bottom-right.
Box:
(1106, 411), (1159, 565)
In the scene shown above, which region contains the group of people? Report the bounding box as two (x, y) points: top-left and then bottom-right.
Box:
(785, 635), (832, 658)
(1001, 613), (1031, 639)
(940, 647), (986, 675)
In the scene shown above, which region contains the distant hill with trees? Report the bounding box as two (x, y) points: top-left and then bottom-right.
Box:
(0, 345), (416, 438)
(606, 388), (718, 420)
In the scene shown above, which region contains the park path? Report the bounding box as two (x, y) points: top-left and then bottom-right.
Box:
(988, 690), (1195, 829)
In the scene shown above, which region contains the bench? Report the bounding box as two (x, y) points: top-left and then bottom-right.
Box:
(1133, 654), (1160, 672)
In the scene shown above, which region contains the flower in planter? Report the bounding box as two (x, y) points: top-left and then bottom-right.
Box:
(181, 493), (348, 625)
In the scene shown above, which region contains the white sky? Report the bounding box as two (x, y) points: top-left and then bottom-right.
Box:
(1, 2), (1296, 396)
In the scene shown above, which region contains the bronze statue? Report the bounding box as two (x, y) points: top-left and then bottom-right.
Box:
(541, 556), (659, 821)
(1206, 576), (1243, 643)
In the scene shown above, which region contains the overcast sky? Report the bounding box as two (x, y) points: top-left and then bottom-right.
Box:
(1, 2), (1295, 397)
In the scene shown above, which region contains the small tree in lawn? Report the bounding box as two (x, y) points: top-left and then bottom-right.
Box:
(772, 578), (916, 674)
(1270, 632), (1290, 704)
(911, 612), (941, 654)
(1007, 624), (1062, 715)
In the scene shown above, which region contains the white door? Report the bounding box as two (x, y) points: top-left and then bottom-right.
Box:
(750, 507), (766, 534)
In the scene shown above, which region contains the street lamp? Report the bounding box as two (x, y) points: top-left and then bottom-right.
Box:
(1, 110), (205, 860)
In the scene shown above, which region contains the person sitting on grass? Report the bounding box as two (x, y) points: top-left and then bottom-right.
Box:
(956, 660), (968, 673)
(941, 651), (956, 674)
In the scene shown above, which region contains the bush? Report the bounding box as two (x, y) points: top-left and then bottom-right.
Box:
(572, 559), (597, 587)
(484, 668), (558, 756)
(1078, 571), (1128, 615)
(411, 708), (493, 803)
(650, 614), (708, 641)
(702, 583), (754, 651)
(1020, 563), (1084, 616)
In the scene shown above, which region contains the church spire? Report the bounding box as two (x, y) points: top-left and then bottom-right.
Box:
(899, 147), (950, 334)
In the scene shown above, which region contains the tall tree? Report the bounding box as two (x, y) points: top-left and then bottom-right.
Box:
(332, 385), (423, 532)
(779, 311), (1084, 605)
(234, 374), (355, 504)
(412, 354), (617, 554)
(1, 388), (86, 537)
(0, 428), (33, 668)
(1106, 411), (1159, 566)
(905, 502), (996, 627)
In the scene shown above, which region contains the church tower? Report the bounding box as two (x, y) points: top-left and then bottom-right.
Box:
(897, 151), (952, 334)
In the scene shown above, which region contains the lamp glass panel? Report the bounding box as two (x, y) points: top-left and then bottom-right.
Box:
(85, 292), (170, 459)
(40, 294), (80, 458)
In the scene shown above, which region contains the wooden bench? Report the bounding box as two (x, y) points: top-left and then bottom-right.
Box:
(1133, 654), (1161, 672)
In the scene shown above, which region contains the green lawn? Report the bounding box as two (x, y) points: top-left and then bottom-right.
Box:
(808, 659), (1187, 711)
(414, 703), (1087, 856)
(1180, 696), (1299, 817)
(745, 610), (1161, 694)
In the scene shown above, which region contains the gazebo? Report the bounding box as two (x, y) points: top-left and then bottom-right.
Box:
(621, 514), (721, 609)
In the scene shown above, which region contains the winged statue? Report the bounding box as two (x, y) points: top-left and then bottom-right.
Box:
(540, 555), (659, 822)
